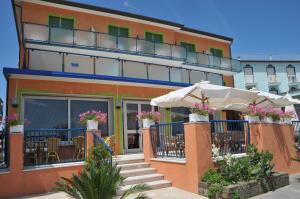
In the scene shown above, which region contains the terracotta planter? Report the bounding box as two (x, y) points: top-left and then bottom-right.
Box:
(87, 120), (98, 131)
(244, 115), (259, 123)
(189, 113), (209, 122)
(142, 119), (155, 128)
(10, 125), (24, 133)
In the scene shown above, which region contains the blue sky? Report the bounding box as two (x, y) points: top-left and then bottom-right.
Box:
(1, 0), (300, 114)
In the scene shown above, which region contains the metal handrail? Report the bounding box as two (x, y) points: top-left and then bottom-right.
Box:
(92, 131), (112, 164)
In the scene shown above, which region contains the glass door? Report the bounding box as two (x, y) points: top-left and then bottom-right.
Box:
(123, 100), (153, 153)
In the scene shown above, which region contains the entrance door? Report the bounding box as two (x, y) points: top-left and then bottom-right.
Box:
(123, 100), (154, 153)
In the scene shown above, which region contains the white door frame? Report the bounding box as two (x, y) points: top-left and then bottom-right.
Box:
(123, 100), (154, 153)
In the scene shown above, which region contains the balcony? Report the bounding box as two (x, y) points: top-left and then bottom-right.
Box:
(268, 75), (280, 86)
(23, 22), (241, 73)
(244, 75), (256, 86)
(288, 75), (300, 86)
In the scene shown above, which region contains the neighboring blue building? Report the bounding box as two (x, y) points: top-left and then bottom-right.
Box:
(234, 60), (300, 98)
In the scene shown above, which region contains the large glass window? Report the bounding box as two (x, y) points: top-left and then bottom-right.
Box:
(23, 97), (112, 138)
(171, 107), (190, 123)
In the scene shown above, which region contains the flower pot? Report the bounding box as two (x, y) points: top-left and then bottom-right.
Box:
(142, 119), (155, 128)
(87, 120), (98, 131)
(189, 113), (209, 122)
(284, 118), (292, 124)
(10, 125), (24, 133)
(264, 117), (273, 123)
(244, 115), (259, 123)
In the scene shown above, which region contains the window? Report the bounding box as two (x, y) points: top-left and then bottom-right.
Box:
(23, 97), (112, 138)
(49, 16), (74, 29)
(266, 64), (276, 82)
(108, 25), (129, 37)
(287, 64), (296, 82)
(244, 64), (254, 84)
(180, 42), (196, 52)
(210, 48), (223, 57)
(145, 31), (163, 43)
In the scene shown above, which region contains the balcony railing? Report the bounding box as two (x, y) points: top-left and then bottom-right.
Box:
(23, 22), (241, 72)
(150, 122), (185, 159)
(210, 120), (250, 156)
(288, 75), (297, 83)
(24, 128), (86, 166)
(244, 75), (255, 84)
(0, 130), (9, 169)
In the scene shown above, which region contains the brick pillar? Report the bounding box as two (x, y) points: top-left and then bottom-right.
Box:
(142, 128), (154, 162)
(9, 133), (24, 172)
(184, 122), (214, 193)
(86, 131), (94, 157)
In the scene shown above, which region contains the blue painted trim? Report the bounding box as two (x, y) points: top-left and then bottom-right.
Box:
(3, 67), (191, 87)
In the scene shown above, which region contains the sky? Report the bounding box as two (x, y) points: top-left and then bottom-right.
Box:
(1, 0), (300, 114)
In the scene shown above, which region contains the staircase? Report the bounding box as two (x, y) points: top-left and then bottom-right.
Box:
(114, 155), (171, 196)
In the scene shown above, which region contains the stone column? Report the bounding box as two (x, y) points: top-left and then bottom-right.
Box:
(142, 128), (154, 162)
(9, 133), (24, 172)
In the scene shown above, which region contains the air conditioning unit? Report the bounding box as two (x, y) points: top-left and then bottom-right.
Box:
(268, 75), (276, 83)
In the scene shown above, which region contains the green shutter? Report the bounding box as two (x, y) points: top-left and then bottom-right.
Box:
(181, 42), (195, 52)
(108, 25), (118, 36)
(119, 27), (129, 37)
(49, 16), (60, 27)
(210, 48), (223, 57)
(61, 18), (74, 29)
(145, 32), (153, 42)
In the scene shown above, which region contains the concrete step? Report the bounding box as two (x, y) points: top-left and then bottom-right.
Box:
(122, 173), (164, 186)
(117, 180), (172, 196)
(113, 158), (144, 166)
(117, 162), (150, 171)
(120, 168), (156, 178)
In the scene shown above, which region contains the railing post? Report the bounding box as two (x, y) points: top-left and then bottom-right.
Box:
(9, 132), (24, 172)
(142, 128), (154, 162)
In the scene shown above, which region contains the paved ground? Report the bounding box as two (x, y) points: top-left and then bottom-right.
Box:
(251, 174), (300, 199)
(19, 187), (206, 199)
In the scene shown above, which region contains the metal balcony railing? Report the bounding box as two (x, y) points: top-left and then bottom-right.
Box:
(23, 22), (241, 72)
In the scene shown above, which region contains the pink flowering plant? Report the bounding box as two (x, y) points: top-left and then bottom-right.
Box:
(6, 113), (22, 127)
(79, 110), (107, 124)
(191, 103), (216, 116)
(280, 110), (296, 119)
(137, 111), (160, 122)
(243, 105), (265, 119)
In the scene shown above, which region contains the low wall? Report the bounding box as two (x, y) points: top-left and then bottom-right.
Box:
(0, 131), (94, 198)
(250, 123), (300, 174)
(143, 122), (214, 193)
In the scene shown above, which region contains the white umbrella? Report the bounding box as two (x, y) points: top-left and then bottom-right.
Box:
(150, 81), (258, 110)
(284, 93), (299, 121)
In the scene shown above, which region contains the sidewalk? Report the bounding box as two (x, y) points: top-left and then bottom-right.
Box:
(251, 174), (300, 199)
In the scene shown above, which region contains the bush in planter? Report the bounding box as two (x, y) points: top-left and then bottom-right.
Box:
(202, 145), (275, 198)
(280, 110), (296, 123)
(264, 108), (281, 123)
(136, 111), (160, 121)
(243, 105), (265, 122)
(191, 103), (216, 116)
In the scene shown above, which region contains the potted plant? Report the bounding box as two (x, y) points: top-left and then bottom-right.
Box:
(137, 111), (160, 128)
(243, 105), (264, 123)
(189, 103), (215, 122)
(79, 110), (107, 131)
(280, 110), (296, 124)
(264, 108), (281, 123)
(7, 113), (24, 133)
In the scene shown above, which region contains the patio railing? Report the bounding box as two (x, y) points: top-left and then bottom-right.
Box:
(0, 129), (9, 169)
(210, 120), (250, 156)
(93, 132), (113, 165)
(24, 128), (86, 166)
(150, 122), (185, 159)
(292, 121), (300, 148)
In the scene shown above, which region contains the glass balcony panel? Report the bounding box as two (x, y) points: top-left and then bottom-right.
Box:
(197, 53), (210, 66)
(231, 59), (242, 71)
(117, 37), (137, 52)
(74, 30), (96, 47)
(137, 40), (155, 55)
(245, 75), (254, 84)
(170, 68), (181, 82)
(50, 27), (73, 44)
(209, 55), (221, 68)
(24, 24), (49, 42)
(95, 57), (121, 76)
(154, 43), (171, 57)
(171, 45), (186, 60)
(186, 52), (198, 64)
(190, 71), (206, 84)
(97, 33), (117, 49)
(220, 57), (231, 69)
(123, 61), (147, 79)
(64, 54), (94, 74)
(148, 64), (169, 81)
(207, 73), (223, 85)
(29, 50), (62, 71)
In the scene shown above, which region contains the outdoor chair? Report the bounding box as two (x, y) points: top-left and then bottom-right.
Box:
(164, 135), (179, 157)
(25, 140), (37, 164)
(73, 136), (85, 160)
(46, 137), (60, 163)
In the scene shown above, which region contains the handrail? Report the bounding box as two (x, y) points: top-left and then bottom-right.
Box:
(23, 22), (242, 65)
(92, 131), (113, 164)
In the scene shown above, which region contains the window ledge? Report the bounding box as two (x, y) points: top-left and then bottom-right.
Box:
(150, 157), (186, 164)
(23, 161), (84, 171)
